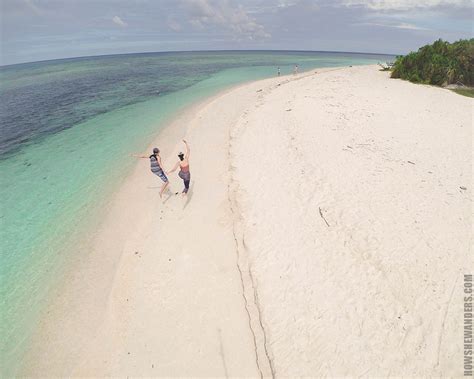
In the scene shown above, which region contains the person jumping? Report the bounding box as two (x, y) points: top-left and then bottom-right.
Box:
(131, 147), (169, 198)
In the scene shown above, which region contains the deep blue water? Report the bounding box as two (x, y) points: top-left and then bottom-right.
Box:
(0, 50), (394, 375)
(0, 51), (393, 158)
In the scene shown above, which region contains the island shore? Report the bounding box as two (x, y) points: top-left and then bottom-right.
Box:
(22, 65), (472, 377)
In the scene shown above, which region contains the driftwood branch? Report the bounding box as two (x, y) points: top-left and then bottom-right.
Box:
(319, 207), (330, 227)
(378, 61), (394, 71)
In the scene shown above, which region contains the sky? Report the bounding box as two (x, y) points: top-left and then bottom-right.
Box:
(1, 0), (472, 65)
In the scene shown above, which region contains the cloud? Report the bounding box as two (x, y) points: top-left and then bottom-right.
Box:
(112, 15), (128, 27)
(23, 0), (42, 15)
(341, 0), (471, 11)
(2, 0), (471, 65)
(353, 21), (430, 30)
(181, 0), (271, 40)
(394, 22), (430, 30)
(245, 2), (294, 15)
(167, 17), (182, 32)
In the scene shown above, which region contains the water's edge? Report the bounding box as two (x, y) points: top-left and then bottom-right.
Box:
(1, 57), (390, 375)
(3, 66), (294, 375)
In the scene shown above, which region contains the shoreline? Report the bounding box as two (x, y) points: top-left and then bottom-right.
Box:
(3, 59), (387, 376)
(20, 64), (472, 376)
(3, 76), (227, 377)
(19, 68), (319, 375)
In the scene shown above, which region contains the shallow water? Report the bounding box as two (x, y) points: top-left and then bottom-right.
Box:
(0, 51), (393, 373)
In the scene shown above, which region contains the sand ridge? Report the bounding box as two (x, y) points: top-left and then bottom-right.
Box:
(231, 65), (472, 377)
(21, 65), (472, 377)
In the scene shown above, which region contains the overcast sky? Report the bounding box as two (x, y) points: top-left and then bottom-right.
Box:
(1, 0), (472, 65)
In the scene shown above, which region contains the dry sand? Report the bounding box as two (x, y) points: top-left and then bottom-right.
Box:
(22, 65), (472, 377)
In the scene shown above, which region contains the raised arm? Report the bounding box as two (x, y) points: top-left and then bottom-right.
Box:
(130, 153), (149, 159)
(183, 139), (190, 159)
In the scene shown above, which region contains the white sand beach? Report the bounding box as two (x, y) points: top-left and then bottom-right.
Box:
(22, 65), (472, 377)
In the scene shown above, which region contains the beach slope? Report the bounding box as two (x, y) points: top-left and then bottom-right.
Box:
(231, 65), (472, 377)
(23, 65), (472, 377)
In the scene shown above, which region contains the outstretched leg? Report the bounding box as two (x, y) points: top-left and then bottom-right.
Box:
(157, 170), (169, 198)
(160, 181), (169, 198)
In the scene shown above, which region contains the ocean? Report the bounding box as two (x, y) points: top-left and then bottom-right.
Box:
(0, 50), (393, 373)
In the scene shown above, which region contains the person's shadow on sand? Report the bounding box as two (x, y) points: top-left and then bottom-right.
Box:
(182, 182), (194, 210)
(147, 186), (173, 204)
(148, 184), (192, 208)
(162, 189), (173, 204)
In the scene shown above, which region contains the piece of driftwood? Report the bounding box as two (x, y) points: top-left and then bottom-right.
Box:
(378, 62), (394, 71)
(319, 207), (330, 227)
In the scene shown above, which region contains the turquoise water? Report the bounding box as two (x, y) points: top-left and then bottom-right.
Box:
(0, 51), (393, 373)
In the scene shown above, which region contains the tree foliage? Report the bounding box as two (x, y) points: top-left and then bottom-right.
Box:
(391, 39), (474, 86)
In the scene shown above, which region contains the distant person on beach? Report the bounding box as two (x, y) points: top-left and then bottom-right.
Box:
(167, 140), (191, 196)
(277, 67), (281, 76)
(131, 147), (169, 198)
(294, 64), (299, 74)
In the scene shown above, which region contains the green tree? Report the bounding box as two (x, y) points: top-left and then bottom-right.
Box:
(391, 38), (474, 86)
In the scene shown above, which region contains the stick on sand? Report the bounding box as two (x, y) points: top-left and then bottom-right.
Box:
(319, 207), (330, 227)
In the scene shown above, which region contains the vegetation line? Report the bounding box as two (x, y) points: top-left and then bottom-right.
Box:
(389, 38), (473, 96)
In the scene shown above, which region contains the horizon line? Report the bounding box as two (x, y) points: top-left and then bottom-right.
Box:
(1, 48), (398, 68)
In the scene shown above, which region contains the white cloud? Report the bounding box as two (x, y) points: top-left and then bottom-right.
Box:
(354, 21), (430, 30)
(167, 17), (182, 32)
(394, 22), (430, 30)
(112, 15), (128, 27)
(181, 0), (271, 40)
(23, 0), (42, 15)
(342, 0), (471, 10)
